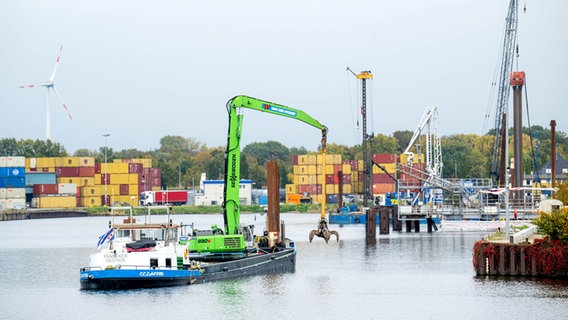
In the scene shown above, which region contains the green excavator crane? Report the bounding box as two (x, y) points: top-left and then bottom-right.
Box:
(188, 95), (338, 257)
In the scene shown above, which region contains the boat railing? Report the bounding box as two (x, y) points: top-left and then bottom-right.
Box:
(81, 264), (184, 271)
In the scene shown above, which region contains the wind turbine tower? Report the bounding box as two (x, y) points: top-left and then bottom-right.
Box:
(19, 45), (73, 140)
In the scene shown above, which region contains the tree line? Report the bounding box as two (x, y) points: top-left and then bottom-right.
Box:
(1, 125), (566, 189)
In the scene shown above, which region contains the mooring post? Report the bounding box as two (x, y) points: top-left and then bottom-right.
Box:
(379, 206), (389, 235)
(392, 206), (402, 231)
(366, 207), (377, 238)
(414, 220), (420, 233)
(405, 220), (412, 232)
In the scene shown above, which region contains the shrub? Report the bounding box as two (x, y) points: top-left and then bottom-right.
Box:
(533, 210), (568, 244)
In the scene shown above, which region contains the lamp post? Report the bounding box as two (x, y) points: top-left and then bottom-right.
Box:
(103, 134), (110, 206)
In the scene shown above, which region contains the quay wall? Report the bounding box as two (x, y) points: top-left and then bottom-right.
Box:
(473, 240), (568, 277)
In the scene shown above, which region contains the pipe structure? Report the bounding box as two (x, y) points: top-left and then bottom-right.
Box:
(550, 120), (557, 189)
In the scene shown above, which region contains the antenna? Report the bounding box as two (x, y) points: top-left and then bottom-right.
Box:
(19, 45), (73, 140)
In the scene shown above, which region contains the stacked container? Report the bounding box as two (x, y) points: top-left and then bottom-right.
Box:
(0, 156), (26, 210)
(287, 153), (425, 205)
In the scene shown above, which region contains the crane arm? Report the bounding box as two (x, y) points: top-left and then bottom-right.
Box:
(403, 106), (437, 154)
(223, 95), (327, 235)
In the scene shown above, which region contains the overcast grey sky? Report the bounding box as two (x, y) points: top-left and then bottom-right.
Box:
(2, 0), (566, 154)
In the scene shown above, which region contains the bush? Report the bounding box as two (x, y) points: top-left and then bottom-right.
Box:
(533, 209), (568, 244)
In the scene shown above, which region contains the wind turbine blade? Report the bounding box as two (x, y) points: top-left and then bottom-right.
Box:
(51, 86), (73, 120)
(19, 84), (43, 88)
(48, 45), (63, 83)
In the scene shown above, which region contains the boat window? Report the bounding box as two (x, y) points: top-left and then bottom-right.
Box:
(165, 258), (172, 268)
(150, 258), (158, 269)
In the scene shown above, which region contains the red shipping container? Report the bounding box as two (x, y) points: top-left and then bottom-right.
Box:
(95, 163), (102, 174)
(373, 183), (395, 194)
(373, 153), (395, 164)
(150, 177), (160, 187)
(56, 167), (79, 177)
(326, 174), (339, 185)
(101, 173), (110, 185)
(119, 184), (129, 195)
(293, 155), (299, 166)
(341, 174), (352, 184)
(78, 167), (95, 177)
(297, 184), (310, 194)
(33, 184), (58, 195)
(333, 164), (341, 174)
(128, 163), (143, 174)
(373, 173), (394, 184)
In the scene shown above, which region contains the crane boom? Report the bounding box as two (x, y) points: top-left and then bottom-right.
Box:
(489, 0), (519, 183)
(224, 95), (327, 235)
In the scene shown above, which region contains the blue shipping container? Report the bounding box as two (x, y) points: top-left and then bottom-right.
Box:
(25, 172), (56, 186)
(0, 177), (26, 188)
(0, 167), (26, 177)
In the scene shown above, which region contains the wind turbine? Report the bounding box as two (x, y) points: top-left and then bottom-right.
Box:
(19, 45), (73, 140)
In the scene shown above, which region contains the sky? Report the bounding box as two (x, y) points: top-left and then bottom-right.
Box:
(1, 0), (567, 154)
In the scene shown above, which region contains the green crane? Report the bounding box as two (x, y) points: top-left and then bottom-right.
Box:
(188, 95), (336, 256)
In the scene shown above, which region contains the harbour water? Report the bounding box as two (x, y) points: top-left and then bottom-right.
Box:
(1, 213), (567, 320)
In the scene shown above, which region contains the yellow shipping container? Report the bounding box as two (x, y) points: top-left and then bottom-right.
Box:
(25, 158), (32, 169)
(56, 177), (92, 187)
(101, 162), (129, 174)
(78, 157), (95, 167)
(36, 157), (55, 168)
(294, 165), (308, 175)
(399, 153), (424, 165)
(128, 174), (139, 184)
(342, 184), (352, 194)
(297, 155), (308, 165)
(307, 154), (317, 165)
(129, 184), (139, 195)
(358, 160), (364, 171)
(325, 184), (338, 195)
(307, 165), (317, 175)
(351, 171), (359, 182)
(372, 163), (397, 174)
(81, 186), (104, 197)
(286, 184), (297, 194)
(342, 164), (352, 174)
(110, 173), (129, 184)
(80, 196), (102, 207)
(151, 186), (161, 191)
(294, 175), (318, 185)
(325, 164), (335, 174)
(312, 194), (323, 204)
(36, 195), (77, 208)
(61, 157), (80, 167)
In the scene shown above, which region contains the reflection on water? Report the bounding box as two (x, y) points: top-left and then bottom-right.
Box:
(0, 214), (567, 320)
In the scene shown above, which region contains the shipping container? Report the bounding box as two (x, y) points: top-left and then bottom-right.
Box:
(6, 156), (25, 167)
(373, 173), (395, 184)
(55, 167), (80, 177)
(372, 163), (397, 174)
(119, 184), (129, 195)
(127, 174), (139, 185)
(342, 184), (352, 194)
(372, 153), (396, 164)
(128, 163), (143, 174)
(0, 167), (25, 177)
(129, 184), (138, 195)
(130, 158), (152, 168)
(110, 174), (129, 184)
(25, 172), (56, 185)
(294, 165), (307, 175)
(33, 184), (58, 195)
(80, 196), (102, 207)
(61, 157), (80, 167)
(0, 188), (26, 199)
(297, 155), (308, 165)
(325, 184), (338, 195)
(373, 183), (395, 194)
(78, 167), (95, 177)
(293, 155), (299, 166)
(0, 177), (26, 188)
(78, 157), (95, 167)
(307, 154), (317, 165)
(58, 183), (77, 195)
(307, 165), (317, 175)
(36, 157), (56, 168)
(0, 157), (6, 167)
(34, 195), (77, 208)
(0, 198), (26, 210)
(285, 184), (297, 194)
(325, 174), (337, 185)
